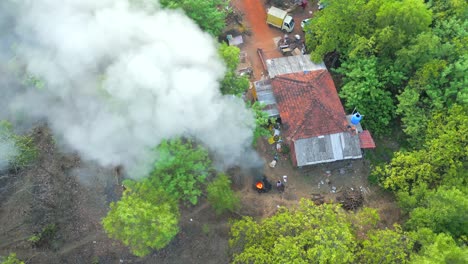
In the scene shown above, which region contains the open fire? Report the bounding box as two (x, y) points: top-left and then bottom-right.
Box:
(254, 175), (272, 193)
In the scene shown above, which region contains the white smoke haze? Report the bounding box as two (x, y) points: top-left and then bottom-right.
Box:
(1, 0), (261, 177)
(0, 137), (18, 171)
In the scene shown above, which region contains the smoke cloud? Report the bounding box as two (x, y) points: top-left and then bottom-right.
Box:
(0, 136), (18, 172)
(0, 0), (260, 177)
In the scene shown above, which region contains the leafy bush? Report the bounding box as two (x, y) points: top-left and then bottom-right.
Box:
(159, 0), (228, 37)
(249, 102), (274, 146)
(230, 201), (356, 263)
(218, 43), (250, 95)
(358, 225), (413, 264)
(410, 228), (468, 263)
(207, 173), (240, 215)
(405, 187), (468, 239)
(102, 182), (179, 257)
(0, 120), (38, 170)
(0, 253), (24, 264)
(28, 224), (57, 248)
(149, 138), (212, 205)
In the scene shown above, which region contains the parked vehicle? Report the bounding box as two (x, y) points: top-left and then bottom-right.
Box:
(266, 6), (295, 33)
(301, 18), (311, 32)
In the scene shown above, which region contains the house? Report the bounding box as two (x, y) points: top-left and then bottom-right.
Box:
(254, 55), (375, 167)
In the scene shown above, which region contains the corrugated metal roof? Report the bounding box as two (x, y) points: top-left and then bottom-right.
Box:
(254, 79), (279, 117)
(294, 132), (362, 167)
(266, 55), (326, 78)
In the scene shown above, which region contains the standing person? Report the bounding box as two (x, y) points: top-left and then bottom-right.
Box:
(300, 0), (308, 10)
(276, 180), (284, 193)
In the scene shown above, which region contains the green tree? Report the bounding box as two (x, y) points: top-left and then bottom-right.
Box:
(405, 187), (468, 239)
(307, 0), (432, 62)
(374, 105), (468, 192)
(335, 56), (396, 135)
(395, 33), (447, 75)
(249, 101), (273, 146)
(0, 253), (24, 264)
(149, 138), (212, 205)
(0, 120), (38, 170)
(159, 0), (228, 37)
(348, 207), (380, 237)
(427, 0), (468, 21)
(206, 173), (240, 215)
(373, 0), (432, 58)
(102, 181), (179, 257)
(218, 43), (250, 95)
(396, 59), (448, 146)
(306, 0), (372, 62)
(410, 228), (468, 263)
(358, 225), (413, 264)
(229, 200), (356, 263)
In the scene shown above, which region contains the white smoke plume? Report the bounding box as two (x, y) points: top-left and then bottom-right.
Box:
(0, 0), (260, 177)
(0, 137), (18, 172)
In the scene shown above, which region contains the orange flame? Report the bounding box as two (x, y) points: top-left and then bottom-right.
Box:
(256, 182), (263, 189)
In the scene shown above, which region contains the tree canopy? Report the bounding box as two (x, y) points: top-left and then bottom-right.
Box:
(306, 0), (466, 138)
(374, 105), (467, 193)
(102, 181), (179, 257)
(103, 138), (211, 256)
(0, 120), (38, 171)
(358, 225), (413, 264)
(206, 173), (240, 215)
(159, 0), (228, 37)
(230, 201), (357, 264)
(410, 228), (468, 263)
(149, 138), (212, 205)
(218, 43), (250, 95)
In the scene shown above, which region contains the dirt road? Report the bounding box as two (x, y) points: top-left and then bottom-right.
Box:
(232, 0), (281, 79)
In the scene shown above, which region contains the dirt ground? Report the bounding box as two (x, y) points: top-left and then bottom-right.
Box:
(0, 1), (401, 263)
(230, 0), (318, 80)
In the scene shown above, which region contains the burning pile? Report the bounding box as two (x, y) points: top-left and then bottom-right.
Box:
(254, 175), (272, 193)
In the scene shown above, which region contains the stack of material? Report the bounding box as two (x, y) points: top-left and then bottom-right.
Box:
(337, 188), (363, 210)
(311, 193), (325, 205)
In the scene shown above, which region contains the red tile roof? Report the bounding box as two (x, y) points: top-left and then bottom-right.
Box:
(271, 70), (349, 141)
(359, 130), (376, 149)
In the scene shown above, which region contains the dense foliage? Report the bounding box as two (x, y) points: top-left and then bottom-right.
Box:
(229, 200), (468, 263)
(0, 253), (24, 264)
(249, 101), (273, 146)
(0, 120), (38, 170)
(159, 0), (228, 36)
(358, 225), (413, 264)
(230, 201), (357, 263)
(149, 138), (211, 205)
(372, 105), (467, 240)
(334, 56), (397, 134)
(374, 105), (467, 193)
(306, 0), (467, 137)
(102, 181), (179, 257)
(103, 138), (243, 256)
(409, 228), (468, 263)
(218, 43), (250, 95)
(206, 173), (240, 215)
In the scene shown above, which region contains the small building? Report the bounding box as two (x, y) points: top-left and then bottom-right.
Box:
(254, 55), (375, 167)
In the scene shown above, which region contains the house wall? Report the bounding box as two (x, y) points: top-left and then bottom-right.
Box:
(290, 140), (297, 167)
